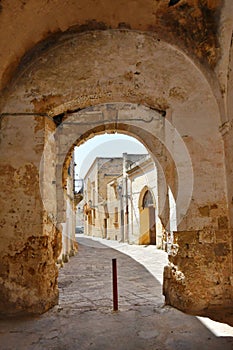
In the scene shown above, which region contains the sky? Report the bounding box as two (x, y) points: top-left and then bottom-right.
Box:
(74, 133), (148, 178)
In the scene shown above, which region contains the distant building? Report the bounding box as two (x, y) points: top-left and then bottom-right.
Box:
(83, 153), (166, 247)
(83, 157), (123, 237)
(76, 199), (85, 233)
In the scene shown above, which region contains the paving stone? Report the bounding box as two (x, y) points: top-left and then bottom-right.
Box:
(0, 236), (232, 349)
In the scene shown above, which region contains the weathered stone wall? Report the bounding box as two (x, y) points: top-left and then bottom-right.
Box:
(223, 36), (233, 289)
(0, 116), (60, 314)
(0, 0), (230, 94)
(2, 31), (225, 227)
(163, 229), (232, 313)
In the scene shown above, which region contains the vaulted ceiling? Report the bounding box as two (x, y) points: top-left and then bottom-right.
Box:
(0, 0), (232, 95)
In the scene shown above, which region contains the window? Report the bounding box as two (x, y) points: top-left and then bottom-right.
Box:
(142, 190), (153, 209)
(114, 207), (118, 223)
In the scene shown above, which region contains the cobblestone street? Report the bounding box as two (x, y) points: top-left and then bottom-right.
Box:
(0, 236), (233, 350)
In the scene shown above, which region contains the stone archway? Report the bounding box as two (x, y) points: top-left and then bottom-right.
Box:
(0, 29), (231, 316)
(138, 186), (156, 245)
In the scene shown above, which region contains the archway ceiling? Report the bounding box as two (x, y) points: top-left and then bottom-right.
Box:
(1, 30), (220, 129)
(0, 0), (232, 98)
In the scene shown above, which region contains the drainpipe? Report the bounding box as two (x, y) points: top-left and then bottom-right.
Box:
(125, 176), (129, 243)
(118, 184), (124, 242)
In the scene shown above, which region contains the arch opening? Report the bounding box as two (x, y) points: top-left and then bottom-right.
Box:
(72, 132), (166, 247)
(138, 187), (157, 246)
(0, 29), (231, 319)
(52, 106), (182, 256)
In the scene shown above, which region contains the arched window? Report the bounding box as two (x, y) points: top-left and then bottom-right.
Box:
(142, 190), (154, 209)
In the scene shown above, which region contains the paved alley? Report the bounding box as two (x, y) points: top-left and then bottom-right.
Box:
(0, 236), (233, 350)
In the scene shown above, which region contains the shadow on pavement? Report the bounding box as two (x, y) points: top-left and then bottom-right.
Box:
(0, 237), (232, 350)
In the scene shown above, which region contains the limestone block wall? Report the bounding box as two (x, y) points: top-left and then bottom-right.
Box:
(220, 124), (233, 280)
(163, 229), (232, 313)
(0, 116), (60, 315)
(224, 41), (233, 268)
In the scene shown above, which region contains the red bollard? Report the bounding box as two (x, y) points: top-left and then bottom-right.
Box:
(112, 258), (118, 311)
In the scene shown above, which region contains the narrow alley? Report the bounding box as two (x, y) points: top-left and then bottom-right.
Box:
(0, 236), (232, 350)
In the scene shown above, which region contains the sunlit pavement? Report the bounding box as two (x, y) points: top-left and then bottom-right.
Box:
(0, 235), (232, 350)
(87, 235), (233, 338)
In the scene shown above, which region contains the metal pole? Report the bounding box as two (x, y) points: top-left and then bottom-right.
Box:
(125, 176), (129, 242)
(112, 258), (118, 311)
